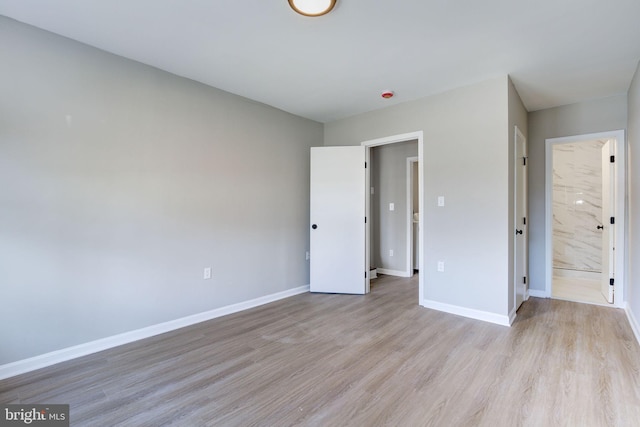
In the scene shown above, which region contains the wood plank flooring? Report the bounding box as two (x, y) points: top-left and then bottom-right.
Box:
(2, 274), (640, 426)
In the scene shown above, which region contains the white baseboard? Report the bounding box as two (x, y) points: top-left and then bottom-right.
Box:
(421, 299), (511, 327)
(377, 268), (411, 278)
(0, 285), (310, 381)
(625, 302), (640, 347)
(528, 289), (548, 298)
(508, 307), (517, 325)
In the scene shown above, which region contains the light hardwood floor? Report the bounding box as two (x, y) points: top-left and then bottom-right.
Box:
(2, 274), (640, 426)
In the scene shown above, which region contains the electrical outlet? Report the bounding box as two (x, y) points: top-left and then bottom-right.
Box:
(437, 261), (445, 272)
(389, 202), (395, 211)
(438, 196), (445, 207)
(204, 267), (212, 279)
(389, 249), (394, 257)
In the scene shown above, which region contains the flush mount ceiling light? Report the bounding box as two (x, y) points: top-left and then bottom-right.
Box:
(288, 0), (336, 17)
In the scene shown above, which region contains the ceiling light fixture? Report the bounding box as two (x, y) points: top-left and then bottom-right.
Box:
(288, 0), (336, 17)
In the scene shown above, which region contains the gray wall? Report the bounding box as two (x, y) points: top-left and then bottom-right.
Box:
(325, 77), (512, 317)
(508, 78), (528, 313)
(0, 17), (323, 364)
(370, 140), (418, 272)
(527, 95), (628, 292)
(628, 61), (640, 327)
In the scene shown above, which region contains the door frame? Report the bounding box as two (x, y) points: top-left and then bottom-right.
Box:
(544, 130), (626, 307)
(362, 131), (424, 302)
(514, 126), (528, 310)
(601, 140), (615, 303)
(407, 156), (419, 274)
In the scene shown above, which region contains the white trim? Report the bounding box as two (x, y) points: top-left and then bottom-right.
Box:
(362, 131), (424, 303)
(508, 307), (517, 325)
(514, 125), (528, 311)
(625, 303), (640, 347)
(528, 289), (548, 298)
(364, 146), (371, 293)
(545, 130), (626, 308)
(421, 299), (511, 327)
(0, 285), (310, 380)
(362, 131), (423, 148)
(377, 268), (412, 278)
(406, 156), (419, 276)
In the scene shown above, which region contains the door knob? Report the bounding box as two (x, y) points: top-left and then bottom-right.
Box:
(515, 229), (523, 235)
(312, 224), (318, 230)
(597, 225), (604, 230)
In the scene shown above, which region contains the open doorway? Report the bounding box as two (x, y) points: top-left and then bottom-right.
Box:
(368, 141), (418, 279)
(362, 131), (424, 301)
(309, 130), (424, 299)
(309, 131), (424, 298)
(545, 130), (626, 307)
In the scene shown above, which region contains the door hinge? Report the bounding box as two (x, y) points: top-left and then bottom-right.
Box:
(610, 217), (615, 225)
(523, 157), (527, 166)
(365, 162), (367, 168)
(610, 155), (615, 163)
(610, 278), (614, 286)
(523, 276), (527, 284)
(523, 217), (526, 225)
(365, 217), (367, 223)
(365, 271), (367, 278)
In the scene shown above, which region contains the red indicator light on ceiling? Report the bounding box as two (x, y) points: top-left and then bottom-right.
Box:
(381, 91), (394, 99)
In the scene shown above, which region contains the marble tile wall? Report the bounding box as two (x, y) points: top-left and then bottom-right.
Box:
(552, 139), (608, 272)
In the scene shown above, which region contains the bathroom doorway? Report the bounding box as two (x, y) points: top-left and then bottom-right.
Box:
(545, 130), (626, 307)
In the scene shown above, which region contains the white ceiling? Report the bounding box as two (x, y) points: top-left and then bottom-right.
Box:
(1, 0), (639, 123)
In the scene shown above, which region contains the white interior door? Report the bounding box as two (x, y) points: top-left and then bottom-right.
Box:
(514, 127), (528, 310)
(310, 146), (366, 294)
(600, 140), (615, 304)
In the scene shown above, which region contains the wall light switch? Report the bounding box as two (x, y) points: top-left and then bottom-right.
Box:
(204, 267), (212, 279)
(389, 202), (395, 211)
(389, 249), (394, 257)
(438, 196), (445, 207)
(305, 251), (310, 261)
(371, 187), (375, 195)
(437, 261), (445, 272)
